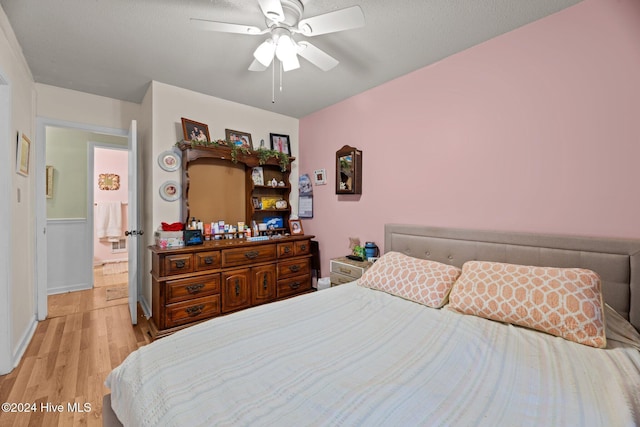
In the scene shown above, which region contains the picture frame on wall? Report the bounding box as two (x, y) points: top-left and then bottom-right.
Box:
(181, 117), (210, 143)
(98, 173), (121, 191)
(270, 133), (290, 155)
(225, 129), (253, 149)
(313, 169), (326, 185)
(16, 133), (30, 176)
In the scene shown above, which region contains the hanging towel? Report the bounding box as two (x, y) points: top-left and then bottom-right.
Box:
(96, 201), (123, 240)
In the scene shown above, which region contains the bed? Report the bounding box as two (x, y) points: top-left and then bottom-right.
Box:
(104, 224), (640, 426)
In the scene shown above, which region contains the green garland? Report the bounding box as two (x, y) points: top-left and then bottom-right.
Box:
(256, 148), (290, 171)
(176, 140), (291, 171)
(230, 144), (251, 164)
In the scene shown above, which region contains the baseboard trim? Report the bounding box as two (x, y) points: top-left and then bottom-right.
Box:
(48, 282), (92, 295)
(139, 295), (151, 319)
(11, 314), (37, 370)
(96, 258), (128, 265)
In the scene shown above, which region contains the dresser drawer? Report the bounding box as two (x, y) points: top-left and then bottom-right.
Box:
(165, 295), (220, 328)
(330, 258), (368, 279)
(222, 244), (276, 267)
(166, 274), (220, 304)
(194, 250), (221, 271)
(277, 242), (295, 259)
(164, 254), (194, 276)
(278, 258), (310, 279)
(277, 274), (312, 299)
(330, 271), (359, 286)
(294, 240), (310, 256)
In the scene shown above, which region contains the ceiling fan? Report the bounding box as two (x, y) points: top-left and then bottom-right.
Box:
(191, 0), (365, 72)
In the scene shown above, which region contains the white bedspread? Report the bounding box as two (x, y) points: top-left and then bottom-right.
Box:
(106, 283), (640, 427)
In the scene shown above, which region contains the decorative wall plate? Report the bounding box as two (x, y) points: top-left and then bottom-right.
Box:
(159, 180), (180, 202)
(158, 150), (181, 172)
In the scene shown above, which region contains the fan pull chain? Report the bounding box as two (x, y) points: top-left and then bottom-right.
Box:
(271, 59), (275, 103)
(279, 61), (283, 92)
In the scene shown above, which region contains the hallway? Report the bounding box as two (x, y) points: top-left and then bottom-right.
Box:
(47, 263), (129, 318)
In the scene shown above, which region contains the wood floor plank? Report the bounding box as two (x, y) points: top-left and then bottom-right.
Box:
(0, 265), (151, 427)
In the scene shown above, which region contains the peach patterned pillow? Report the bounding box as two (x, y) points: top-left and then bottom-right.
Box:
(448, 261), (606, 348)
(358, 251), (461, 308)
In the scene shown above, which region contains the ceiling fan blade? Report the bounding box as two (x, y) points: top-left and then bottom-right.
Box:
(258, 0), (285, 22)
(249, 59), (268, 72)
(297, 6), (365, 36)
(296, 41), (338, 71)
(190, 18), (263, 35)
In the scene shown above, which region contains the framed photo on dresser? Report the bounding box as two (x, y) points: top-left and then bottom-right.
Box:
(289, 219), (303, 235)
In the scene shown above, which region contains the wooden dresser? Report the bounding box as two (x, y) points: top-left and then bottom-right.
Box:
(149, 235), (314, 339)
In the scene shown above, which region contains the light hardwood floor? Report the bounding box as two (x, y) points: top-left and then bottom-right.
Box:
(0, 265), (152, 427)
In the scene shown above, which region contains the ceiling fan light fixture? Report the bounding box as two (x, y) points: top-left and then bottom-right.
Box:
(275, 34), (296, 62)
(281, 54), (300, 72)
(253, 39), (276, 67)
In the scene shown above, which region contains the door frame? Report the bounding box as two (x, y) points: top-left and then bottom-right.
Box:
(35, 118), (127, 320)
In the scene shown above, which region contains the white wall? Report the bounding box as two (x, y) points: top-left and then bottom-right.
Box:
(47, 219), (93, 294)
(141, 81), (300, 314)
(0, 4), (36, 374)
(36, 84), (141, 131)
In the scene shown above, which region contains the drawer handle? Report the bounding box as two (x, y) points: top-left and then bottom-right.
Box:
(289, 281), (301, 290)
(283, 246), (291, 253)
(175, 260), (186, 269)
(185, 283), (205, 294)
(289, 265), (300, 273)
(300, 244), (307, 251)
(339, 267), (352, 274)
(204, 256), (214, 265)
(245, 250), (259, 260)
(235, 279), (240, 296)
(185, 304), (204, 317)
(263, 273), (268, 290)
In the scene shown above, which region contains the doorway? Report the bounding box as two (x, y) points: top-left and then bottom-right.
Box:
(36, 119), (130, 320)
(92, 145), (129, 304)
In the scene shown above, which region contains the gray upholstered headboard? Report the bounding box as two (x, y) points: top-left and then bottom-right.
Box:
(385, 224), (640, 332)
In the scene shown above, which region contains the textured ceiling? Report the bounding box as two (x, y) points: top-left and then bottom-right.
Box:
(0, 0), (582, 118)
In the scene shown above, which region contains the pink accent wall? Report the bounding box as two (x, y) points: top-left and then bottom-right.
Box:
(93, 147), (129, 264)
(299, 0), (640, 276)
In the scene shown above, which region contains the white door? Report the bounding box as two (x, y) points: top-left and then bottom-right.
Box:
(127, 120), (140, 324)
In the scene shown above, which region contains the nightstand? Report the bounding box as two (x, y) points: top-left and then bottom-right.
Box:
(329, 257), (372, 286)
